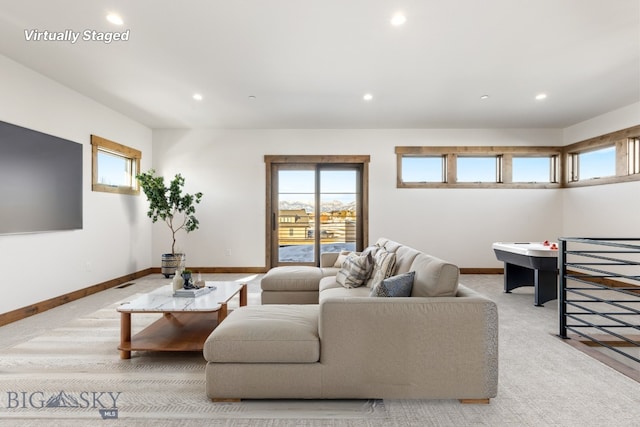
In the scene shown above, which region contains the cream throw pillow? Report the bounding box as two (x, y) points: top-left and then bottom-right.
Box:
(333, 250), (352, 268)
(366, 250), (397, 288)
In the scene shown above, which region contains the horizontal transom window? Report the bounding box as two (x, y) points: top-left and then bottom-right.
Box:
(396, 146), (561, 189)
(396, 125), (640, 189)
(564, 125), (640, 187)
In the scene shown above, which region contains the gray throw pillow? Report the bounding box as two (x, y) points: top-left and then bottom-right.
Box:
(336, 252), (374, 288)
(370, 271), (415, 297)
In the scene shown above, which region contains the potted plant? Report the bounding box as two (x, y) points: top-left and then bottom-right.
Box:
(136, 169), (203, 277)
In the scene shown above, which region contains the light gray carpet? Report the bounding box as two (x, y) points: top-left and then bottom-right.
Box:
(0, 273), (638, 426)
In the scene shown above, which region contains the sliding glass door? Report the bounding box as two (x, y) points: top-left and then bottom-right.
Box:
(266, 156), (368, 267)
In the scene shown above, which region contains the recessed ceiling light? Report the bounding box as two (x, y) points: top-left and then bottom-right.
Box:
(535, 93), (547, 100)
(390, 12), (407, 26)
(248, 95), (257, 100)
(480, 95), (489, 100)
(193, 93), (203, 101)
(363, 93), (373, 101)
(106, 13), (123, 26)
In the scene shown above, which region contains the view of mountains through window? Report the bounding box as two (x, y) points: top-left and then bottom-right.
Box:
(278, 169), (357, 262)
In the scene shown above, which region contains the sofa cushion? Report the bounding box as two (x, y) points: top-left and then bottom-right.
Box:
(335, 252), (373, 288)
(261, 266), (323, 292)
(370, 271), (415, 297)
(319, 286), (371, 302)
(409, 253), (459, 297)
(366, 249), (397, 288)
(393, 246), (421, 275)
(204, 305), (320, 363)
(319, 275), (341, 292)
(320, 267), (340, 278)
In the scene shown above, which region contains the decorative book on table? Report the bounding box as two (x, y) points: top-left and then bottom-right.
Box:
(173, 287), (213, 298)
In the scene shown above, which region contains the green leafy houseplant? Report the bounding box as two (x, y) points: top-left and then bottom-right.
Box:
(136, 169), (203, 255)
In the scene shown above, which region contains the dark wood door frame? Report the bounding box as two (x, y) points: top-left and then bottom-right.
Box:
(265, 155), (370, 269)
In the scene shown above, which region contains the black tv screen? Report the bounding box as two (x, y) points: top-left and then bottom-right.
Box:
(0, 120), (83, 234)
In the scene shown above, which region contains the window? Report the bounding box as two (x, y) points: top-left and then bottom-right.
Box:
(91, 135), (141, 195)
(396, 146), (561, 188)
(397, 125), (640, 189)
(512, 156), (558, 183)
(564, 126), (640, 186)
(457, 156), (499, 183)
(569, 146), (616, 182)
(401, 156), (445, 183)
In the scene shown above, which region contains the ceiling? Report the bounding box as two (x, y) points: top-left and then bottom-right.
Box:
(0, 0), (638, 129)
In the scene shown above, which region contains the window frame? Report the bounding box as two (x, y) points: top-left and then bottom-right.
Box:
(455, 155), (502, 183)
(400, 154), (446, 183)
(511, 155), (558, 184)
(629, 137), (640, 175)
(563, 125), (640, 188)
(396, 146), (562, 189)
(396, 125), (640, 189)
(264, 155), (370, 268)
(567, 145), (617, 183)
(91, 134), (141, 195)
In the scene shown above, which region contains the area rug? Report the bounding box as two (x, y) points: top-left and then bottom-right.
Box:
(0, 296), (387, 425)
(2, 275), (640, 426)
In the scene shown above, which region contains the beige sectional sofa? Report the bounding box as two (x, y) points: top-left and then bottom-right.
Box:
(204, 238), (499, 402)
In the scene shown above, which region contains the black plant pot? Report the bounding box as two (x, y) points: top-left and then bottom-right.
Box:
(182, 272), (196, 288)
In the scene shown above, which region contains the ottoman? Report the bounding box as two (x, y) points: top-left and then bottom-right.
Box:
(260, 266), (325, 304)
(204, 304), (322, 399)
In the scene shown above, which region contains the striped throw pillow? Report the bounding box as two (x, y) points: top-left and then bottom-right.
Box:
(366, 250), (397, 288)
(335, 252), (374, 288)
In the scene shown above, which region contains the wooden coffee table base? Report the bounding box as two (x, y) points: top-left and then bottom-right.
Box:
(119, 311), (221, 359)
(119, 283), (247, 359)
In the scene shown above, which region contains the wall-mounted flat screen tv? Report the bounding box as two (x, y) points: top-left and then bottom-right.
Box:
(0, 120), (83, 234)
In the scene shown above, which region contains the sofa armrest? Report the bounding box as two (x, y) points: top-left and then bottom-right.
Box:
(320, 252), (340, 268)
(318, 287), (498, 399)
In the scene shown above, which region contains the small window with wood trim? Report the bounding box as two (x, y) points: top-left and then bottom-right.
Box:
(457, 156), (500, 183)
(512, 156), (559, 183)
(401, 155), (445, 183)
(563, 125), (640, 186)
(568, 145), (616, 182)
(91, 135), (141, 195)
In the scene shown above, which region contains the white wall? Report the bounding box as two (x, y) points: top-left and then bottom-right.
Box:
(562, 102), (640, 238)
(0, 55), (153, 314)
(563, 102), (640, 145)
(2, 50), (634, 316)
(152, 128), (564, 269)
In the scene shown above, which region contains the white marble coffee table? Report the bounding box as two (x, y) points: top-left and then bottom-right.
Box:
(117, 281), (247, 359)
